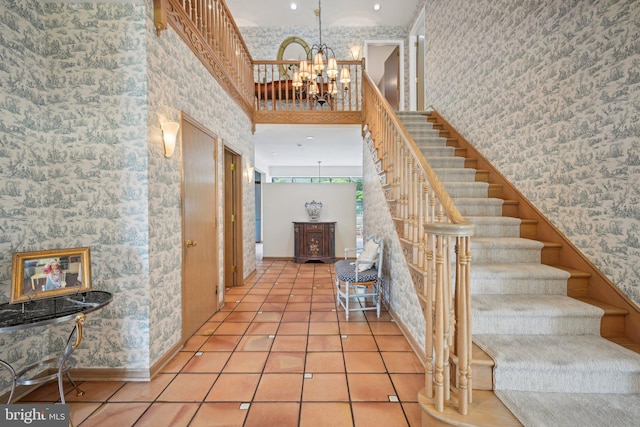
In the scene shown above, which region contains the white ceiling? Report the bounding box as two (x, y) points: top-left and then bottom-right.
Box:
(225, 0), (421, 28)
(226, 0), (421, 174)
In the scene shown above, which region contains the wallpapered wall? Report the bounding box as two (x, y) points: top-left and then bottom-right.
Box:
(424, 0), (640, 305)
(0, 0), (255, 391)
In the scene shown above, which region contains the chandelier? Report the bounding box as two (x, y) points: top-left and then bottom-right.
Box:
(291, 0), (351, 108)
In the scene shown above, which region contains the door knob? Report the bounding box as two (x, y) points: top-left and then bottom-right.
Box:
(185, 240), (198, 247)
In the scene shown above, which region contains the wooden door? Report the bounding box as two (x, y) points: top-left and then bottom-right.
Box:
(181, 114), (218, 340)
(224, 147), (243, 287)
(383, 46), (400, 110)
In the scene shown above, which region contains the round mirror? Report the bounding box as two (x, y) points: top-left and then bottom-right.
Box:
(277, 37), (311, 79)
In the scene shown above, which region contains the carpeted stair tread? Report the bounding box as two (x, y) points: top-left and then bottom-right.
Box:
(453, 197), (505, 216)
(433, 167), (477, 182)
(464, 216), (521, 237)
(495, 390), (640, 427)
(442, 181), (489, 198)
(472, 295), (603, 335)
(474, 334), (640, 393)
(472, 263), (570, 295)
(472, 237), (543, 264)
(426, 156), (465, 168)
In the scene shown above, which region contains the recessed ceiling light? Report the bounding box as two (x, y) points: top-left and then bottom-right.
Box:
(373, 4), (381, 11)
(290, 3), (297, 10)
(306, 136), (314, 140)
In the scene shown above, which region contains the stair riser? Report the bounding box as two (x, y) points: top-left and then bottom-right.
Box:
(427, 158), (466, 169)
(434, 169), (477, 183)
(471, 279), (567, 295)
(472, 249), (541, 264)
(443, 184), (489, 198)
(495, 371), (640, 394)
(473, 315), (602, 335)
(470, 223), (521, 238)
(419, 147), (456, 157)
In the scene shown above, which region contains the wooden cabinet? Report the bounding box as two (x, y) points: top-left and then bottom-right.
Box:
(293, 222), (336, 263)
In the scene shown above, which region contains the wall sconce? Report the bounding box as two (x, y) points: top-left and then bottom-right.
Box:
(245, 164), (255, 183)
(350, 46), (361, 61)
(161, 121), (180, 158)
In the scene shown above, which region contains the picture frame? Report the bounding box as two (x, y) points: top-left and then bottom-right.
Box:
(11, 247), (92, 304)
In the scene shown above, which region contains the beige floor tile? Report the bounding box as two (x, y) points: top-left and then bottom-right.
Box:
(381, 351), (424, 373)
(224, 311), (256, 322)
(68, 402), (102, 426)
(351, 402), (409, 427)
(347, 373), (396, 401)
(281, 311), (311, 322)
(181, 351), (231, 373)
(307, 334), (343, 352)
(244, 402), (300, 427)
(182, 334), (208, 351)
(235, 335), (274, 351)
(195, 321), (221, 335)
(402, 402), (423, 427)
(300, 402), (353, 427)
(264, 351), (306, 373)
(200, 334), (242, 351)
(309, 321), (340, 335)
(189, 402), (248, 427)
(341, 335), (378, 352)
(305, 352), (345, 373)
(390, 374), (424, 402)
(213, 322), (251, 335)
(343, 351), (386, 373)
(254, 373), (303, 401)
(223, 351), (269, 373)
(76, 402), (149, 427)
(374, 335), (414, 351)
(277, 322), (310, 335)
(157, 373), (217, 402)
(272, 335), (308, 352)
(206, 373), (261, 402)
(245, 322), (279, 335)
(253, 311), (283, 322)
(109, 373), (175, 401)
(64, 381), (125, 402)
(369, 321), (402, 335)
(339, 321), (373, 335)
(302, 373), (349, 401)
(160, 351), (194, 373)
(133, 402), (199, 427)
(309, 312), (338, 322)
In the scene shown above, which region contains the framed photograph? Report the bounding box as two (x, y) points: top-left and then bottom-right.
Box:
(11, 247), (92, 304)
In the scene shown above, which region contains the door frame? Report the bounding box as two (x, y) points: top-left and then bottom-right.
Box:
(224, 146), (244, 287)
(409, 6), (426, 110)
(364, 39), (405, 111)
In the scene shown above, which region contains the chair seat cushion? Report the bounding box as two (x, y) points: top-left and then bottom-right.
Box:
(335, 260), (378, 283)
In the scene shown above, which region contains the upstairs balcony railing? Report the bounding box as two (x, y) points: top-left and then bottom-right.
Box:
(253, 59), (364, 124)
(154, 0), (363, 126)
(154, 0), (256, 121)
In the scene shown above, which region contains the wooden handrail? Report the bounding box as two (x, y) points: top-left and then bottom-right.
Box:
(154, 0), (256, 124)
(362, 72), (474, 415)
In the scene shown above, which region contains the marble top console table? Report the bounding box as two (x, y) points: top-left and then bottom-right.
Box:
(0, 291), (112, 404)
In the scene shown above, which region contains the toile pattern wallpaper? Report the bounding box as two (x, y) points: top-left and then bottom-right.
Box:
(0, 0), (254, 394)
(424, 0), (640, 305)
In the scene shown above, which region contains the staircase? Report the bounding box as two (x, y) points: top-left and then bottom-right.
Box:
(395, 111), (640, 426)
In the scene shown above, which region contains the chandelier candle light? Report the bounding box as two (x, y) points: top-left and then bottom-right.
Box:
(291, 0), (351, 108)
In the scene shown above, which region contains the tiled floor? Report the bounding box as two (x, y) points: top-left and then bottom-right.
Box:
(18, 259), (424, 426)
